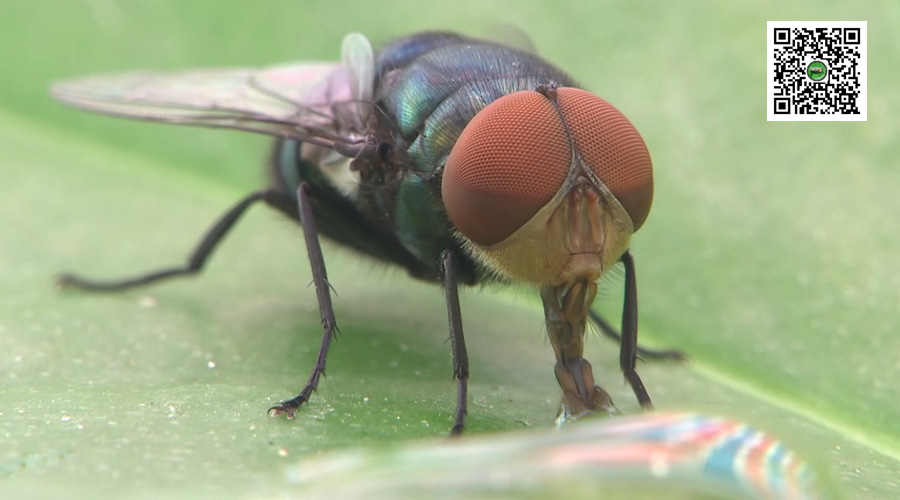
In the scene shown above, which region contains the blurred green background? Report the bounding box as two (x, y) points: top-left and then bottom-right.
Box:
(1, 1), (897, 498)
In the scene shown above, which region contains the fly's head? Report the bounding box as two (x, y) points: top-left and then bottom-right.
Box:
(441, 86), (653, 287)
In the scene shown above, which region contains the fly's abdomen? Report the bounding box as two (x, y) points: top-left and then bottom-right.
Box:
(269, 138), (435, 277)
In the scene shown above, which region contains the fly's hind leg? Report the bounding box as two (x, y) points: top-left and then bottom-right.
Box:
(57, 189), (295, 291)
(588, 309), (686, 362)
(61, 182), (341, 419)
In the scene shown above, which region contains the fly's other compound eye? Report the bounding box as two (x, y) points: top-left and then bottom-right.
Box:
(554, 88), (653, 231)
(441, 88), (653, 248)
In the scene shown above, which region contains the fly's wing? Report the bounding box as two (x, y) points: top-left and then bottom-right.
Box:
(483, 24), (537, 54)
(341, 32), (374, 132)
(51, 33), (376, 152)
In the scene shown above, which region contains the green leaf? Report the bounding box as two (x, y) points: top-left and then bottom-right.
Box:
(2, 2), (897, 499)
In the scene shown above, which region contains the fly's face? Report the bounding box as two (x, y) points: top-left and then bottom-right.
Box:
(441, 86), (653, 287)
(442, 85), (654, 419)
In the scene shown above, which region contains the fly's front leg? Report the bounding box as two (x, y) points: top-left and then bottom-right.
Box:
(619, 250), (653, 409)
(269, 183), (337, 418)
(541, 280), (617, 425)
(57, 189), (294, 291)
(440, 250), (469, 436)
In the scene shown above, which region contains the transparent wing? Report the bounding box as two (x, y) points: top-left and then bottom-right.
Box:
(483, 24), (537, 54)
(51, 34), (377, 151)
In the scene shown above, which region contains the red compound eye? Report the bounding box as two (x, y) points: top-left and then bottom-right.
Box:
(555, 88), (653, 230)
(442, 90), (571, 246)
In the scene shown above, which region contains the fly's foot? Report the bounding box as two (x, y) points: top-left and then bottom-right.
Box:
(268, 396), (308, 419)
(56, 273), (86, 290)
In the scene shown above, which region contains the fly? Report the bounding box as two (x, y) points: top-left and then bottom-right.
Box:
(52, 31), (683, 434)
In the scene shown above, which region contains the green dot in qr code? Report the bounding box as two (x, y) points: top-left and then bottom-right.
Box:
(807, 61), (827, 81)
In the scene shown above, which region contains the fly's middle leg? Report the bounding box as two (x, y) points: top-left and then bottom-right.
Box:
(268, 183), (338, 419)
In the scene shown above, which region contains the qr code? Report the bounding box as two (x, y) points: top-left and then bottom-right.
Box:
(767, 21), (867, 121)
